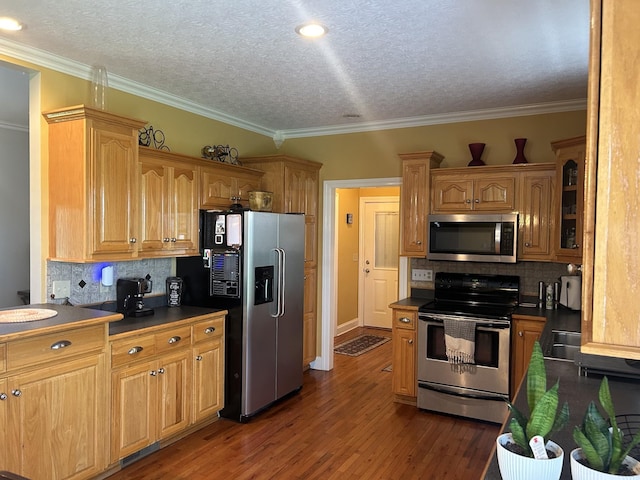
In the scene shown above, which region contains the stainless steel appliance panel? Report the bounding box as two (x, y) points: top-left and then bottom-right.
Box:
(274, 213), (304, 399)
(417, 314), (511, 395)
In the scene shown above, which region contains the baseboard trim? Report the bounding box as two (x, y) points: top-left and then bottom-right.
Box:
(336, 318), (360, 336)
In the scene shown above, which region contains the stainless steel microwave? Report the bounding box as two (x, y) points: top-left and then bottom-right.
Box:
(427, 213), (518, 263)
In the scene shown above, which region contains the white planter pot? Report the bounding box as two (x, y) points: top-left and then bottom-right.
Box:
(570, 448), (640, 479)
(496, 432), (564, 480)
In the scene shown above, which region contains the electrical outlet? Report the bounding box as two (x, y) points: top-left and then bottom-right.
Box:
(52, 280), (71, 299)
(411, 269), (433, 282)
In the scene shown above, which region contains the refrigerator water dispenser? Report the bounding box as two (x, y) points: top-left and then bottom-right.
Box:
(254, 266), (274, 305)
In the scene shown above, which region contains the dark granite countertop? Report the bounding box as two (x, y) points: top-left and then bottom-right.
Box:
(108, 305), (226, 337)
(481, 305), (639, 479)
(0, 303), (123, 341)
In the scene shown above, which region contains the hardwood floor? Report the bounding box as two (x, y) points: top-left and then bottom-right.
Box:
(106, 327), (499, 480)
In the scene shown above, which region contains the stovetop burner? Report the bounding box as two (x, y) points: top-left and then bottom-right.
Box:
(418, 272), (520, 320)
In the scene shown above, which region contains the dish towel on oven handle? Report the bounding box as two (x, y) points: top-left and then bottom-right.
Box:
(443, 318), (476, 364)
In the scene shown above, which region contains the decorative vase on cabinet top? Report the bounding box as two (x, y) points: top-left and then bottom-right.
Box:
(512, 138), (528, 164)
(468, 142), (486, 166)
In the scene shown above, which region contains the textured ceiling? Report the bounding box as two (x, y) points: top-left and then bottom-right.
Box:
(0, 0), (590, 137)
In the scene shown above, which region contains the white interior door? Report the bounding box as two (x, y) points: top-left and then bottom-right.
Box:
(359, 198), (399, 329)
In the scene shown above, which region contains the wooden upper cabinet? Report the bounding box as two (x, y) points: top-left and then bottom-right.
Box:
(582, 0), (640, 359)
(200, 163), (263, 210)
(551, 136), (586, 264)
(399, 151), (444, 257)
(44, 106), (146, 261)
(431, 171), (516, 213)
(518, 165), (555, 261)
(240, 155), (322, 266)
(139, 148), (199, 257)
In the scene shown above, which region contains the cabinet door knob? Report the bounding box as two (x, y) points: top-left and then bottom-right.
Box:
(128, 346), (144, 355)
(50, 340), (72, 350)
(171, 238), (177, 242)
(416, 240), (422, 245)
(168, 336), (181, 344)
(129, 237), (137, 244)
(524, 242), (531, 247)
(150, 370), (157, 376)
(195, 355), (203, 361)
(519, 331), (523, 337)
(408, 339), (413, 344)
(0, 393), (7, 401)
(158, 368), (165, 375)
(465, 199), (471, 204)
(12, 389), (22, 397)
(163, 238), (170, 243)
(474, 199), (480, 203)
(204, 327), (216, 334)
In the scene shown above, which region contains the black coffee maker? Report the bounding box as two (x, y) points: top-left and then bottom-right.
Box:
(116, 277), (154, 317)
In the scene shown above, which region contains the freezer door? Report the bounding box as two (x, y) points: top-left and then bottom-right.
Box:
(275, 213), (304, 399)
(242, 211), (278, 416)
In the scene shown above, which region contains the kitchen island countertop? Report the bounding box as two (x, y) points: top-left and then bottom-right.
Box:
(0, 303), (123, 341)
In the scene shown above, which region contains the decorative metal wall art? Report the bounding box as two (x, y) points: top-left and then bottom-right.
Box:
(139, 125), (170, 151)
(201, 144), (240, 165)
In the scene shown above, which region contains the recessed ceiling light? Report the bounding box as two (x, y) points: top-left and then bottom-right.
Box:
(0, 17), (24, 31)
(295, 22), (328, 38)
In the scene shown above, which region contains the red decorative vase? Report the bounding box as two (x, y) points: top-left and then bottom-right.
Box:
(468, 143), (486, 166)
(512, 138), (528, 164)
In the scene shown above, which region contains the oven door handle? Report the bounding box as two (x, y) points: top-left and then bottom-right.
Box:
(418, 315), (510, 329)
(418, 381), (508, 402)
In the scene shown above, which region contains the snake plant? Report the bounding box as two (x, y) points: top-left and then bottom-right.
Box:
(573, 376), (640, 474)
(506, 340), (570, 457)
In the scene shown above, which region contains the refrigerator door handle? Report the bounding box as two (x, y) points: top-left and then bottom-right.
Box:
(272, 248), (285, 318)
(279, 247), (286, 317)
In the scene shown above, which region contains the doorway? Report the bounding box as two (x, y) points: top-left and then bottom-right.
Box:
(359, 197), (399, 329)
(315, 178), (406, 372)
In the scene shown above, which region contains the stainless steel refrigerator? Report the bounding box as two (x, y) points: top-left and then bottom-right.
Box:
(176, 210), (304, 422)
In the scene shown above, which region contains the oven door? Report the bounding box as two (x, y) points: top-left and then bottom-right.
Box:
(417, 313), (511, 395)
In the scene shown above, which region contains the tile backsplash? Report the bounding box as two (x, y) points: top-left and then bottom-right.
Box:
(410, 258), (571, 297)
(47, 258), (173, 307)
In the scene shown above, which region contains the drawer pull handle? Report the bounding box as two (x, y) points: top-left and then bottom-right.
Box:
(128, 346), (144, 355)
(12, 389), (21, 397)
(51, 340), (72, 350)
(399, 317), (411, 324)
(168, 336), (182, 344)
(204, 327), (216, 334)
(0, 393), (7, 401)
(195, 355), (203, 361)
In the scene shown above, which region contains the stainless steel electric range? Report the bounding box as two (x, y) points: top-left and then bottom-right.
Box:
(417, 272), (520, 424)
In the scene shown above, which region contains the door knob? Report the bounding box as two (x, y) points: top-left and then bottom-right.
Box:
(364, 268), (370, 273)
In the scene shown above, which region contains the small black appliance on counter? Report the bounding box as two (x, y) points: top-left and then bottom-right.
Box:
(116, 277), (154, 317)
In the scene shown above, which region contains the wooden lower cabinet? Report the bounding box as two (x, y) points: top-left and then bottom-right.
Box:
(510, 314), (546, 398)
(110, 313), (225, 463)
(390, 306), (418, 404)
(111, 349), (190, 460)
(3, 352), (107, 480)
(0, 323), (109, 480)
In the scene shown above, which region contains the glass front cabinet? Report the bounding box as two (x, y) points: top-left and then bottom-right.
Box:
(551, 136), (586, 263)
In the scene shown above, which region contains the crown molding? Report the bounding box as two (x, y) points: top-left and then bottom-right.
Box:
(0, 120), (28, 133)
(1, 38), (586, 144)
(0, 38), (275, 138)
(276, 98), (588, 139)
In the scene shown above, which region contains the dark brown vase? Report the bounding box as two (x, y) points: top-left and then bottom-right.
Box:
(468, 143), (486, 166)
(512, 138), (528, 164)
